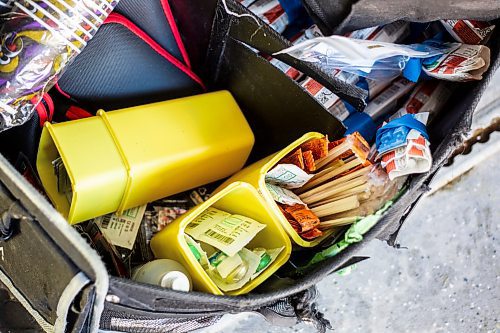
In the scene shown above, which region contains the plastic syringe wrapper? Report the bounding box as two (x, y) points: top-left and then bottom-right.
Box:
(269, 25), (323, 81)
(0, 0), (120, 132)
(375, 80), (453, 180)
(300, 21), (410, 119)
(275, 35), (453, 80)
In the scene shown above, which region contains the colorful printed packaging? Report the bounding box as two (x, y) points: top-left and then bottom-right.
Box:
(269, 58), (303, 80)
(248, 0), (289, 33)
(344, 20), (410, 44)
(237, 0), (257, 7)
(390, 80), (453, 122)
(0, 0), (120, 131)
(441, 20), (495, 44)
(376, 112), (432, 180)
(423, 43), (491, 81)
(301, 77), (340, 110)
(380, 132), (432, 180)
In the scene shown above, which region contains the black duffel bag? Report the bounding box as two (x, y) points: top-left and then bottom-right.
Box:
(0, 0), (499, 332)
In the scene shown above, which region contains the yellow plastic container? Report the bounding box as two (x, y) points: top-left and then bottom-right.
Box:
(37, 91), (255, 224)
(150, 181), (292, 295)
(218, 132), (336, 247)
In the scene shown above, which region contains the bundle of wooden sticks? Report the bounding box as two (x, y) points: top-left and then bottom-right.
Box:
(269, 132), (394, 241)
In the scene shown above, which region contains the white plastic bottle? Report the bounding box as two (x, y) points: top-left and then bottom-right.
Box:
(132, 259), (192, 292)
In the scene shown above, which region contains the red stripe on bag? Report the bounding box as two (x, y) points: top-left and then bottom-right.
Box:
(54, 83), (73, 100)
(104, 13), (206, 90)
(32, 96), (48, 127)
(66, 106), (93, 120)
(160, 0), (191, 68)
(42, 93), (55, 121)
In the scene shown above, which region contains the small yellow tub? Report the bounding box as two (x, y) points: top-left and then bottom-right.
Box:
(218, 132), (336, 247)
(150, 181), (292, 295)
(36, 91), (255, 224)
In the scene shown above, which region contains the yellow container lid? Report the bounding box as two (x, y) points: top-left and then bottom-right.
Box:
(37, 91), (255, 224)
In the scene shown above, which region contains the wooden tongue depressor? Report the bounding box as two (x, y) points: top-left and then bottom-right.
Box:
(299, 158), (364, 192)
(339, 154), (357, 164)
(295, 160), (345, 194)
(309, 185), (370, 208)
(319, 216), (359, 229)
(311, 195), (360, 218)
(296, 159), (363, 191)
(315, 143), (352, 169)
(302, 177), (367, 205)
(315, 132), (370, 170)
(299, 166), (371, 198)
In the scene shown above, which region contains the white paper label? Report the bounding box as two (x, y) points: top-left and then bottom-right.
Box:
(266, 183), (305, 206)
(265, 163), (314, 189)
(186, 207), (266, 257)
(94, 205), (147, 250)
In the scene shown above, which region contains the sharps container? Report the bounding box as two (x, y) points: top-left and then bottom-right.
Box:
(150, 182), (292, 295)
(36, 91), (255, 224)
(218, 133), (336, 247)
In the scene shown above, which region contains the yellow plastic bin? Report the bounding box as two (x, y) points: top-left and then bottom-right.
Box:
(36, 91), (255, 224)
(218, 132), (335, 247)
(150, 181), (292, 295)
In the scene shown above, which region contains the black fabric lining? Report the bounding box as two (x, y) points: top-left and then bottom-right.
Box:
(114, 0), (184, 63)
(224, 0), (368, 111)
(57, 24), (202, 111)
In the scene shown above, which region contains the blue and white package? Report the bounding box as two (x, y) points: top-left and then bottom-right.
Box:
(376, 113), (429, 156)
(376, 113), (432, 180)
(342, 78), (416, 143)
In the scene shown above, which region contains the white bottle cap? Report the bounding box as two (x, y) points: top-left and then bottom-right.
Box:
(160, 271), (191, 292)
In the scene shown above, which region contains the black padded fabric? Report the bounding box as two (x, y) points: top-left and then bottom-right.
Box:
(0, 284), (41, 332)
(114, 0), (184, 62)
(0, 112), (40, 166)
(58, 23), (203, 111)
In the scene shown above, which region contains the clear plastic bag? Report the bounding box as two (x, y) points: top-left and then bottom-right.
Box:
(0, 0), (120, 132)
(275, 36), (458, 80)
